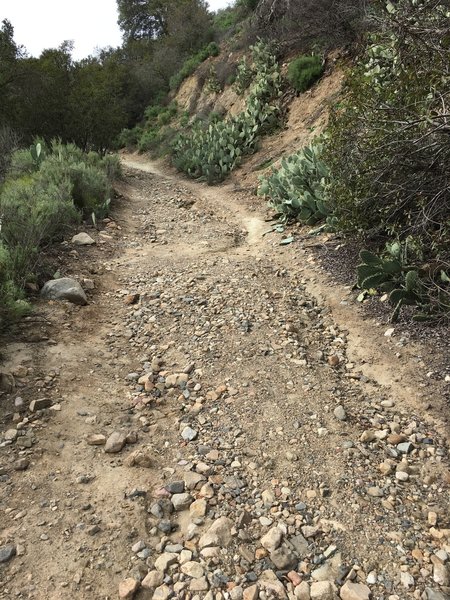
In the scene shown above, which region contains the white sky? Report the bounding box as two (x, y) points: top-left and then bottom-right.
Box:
(1, 0), (231, 60)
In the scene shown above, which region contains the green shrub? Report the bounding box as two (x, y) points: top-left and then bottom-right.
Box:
(117, 126), (143, 149)
(0, 242), (30, 329)
(169, 43), (221, 91)
(287, 55), (324, 93)
(9, 149), (37, 177)
(38, 155), (112, 217)
(257, 141), (330, 224)
(0, 174), (79, 286)
(0, 141), (120, 328)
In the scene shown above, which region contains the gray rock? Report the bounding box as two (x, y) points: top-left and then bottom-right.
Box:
(397, 442), (413, 454)
(270, 545), (297, 570)
(181, 426), (198, 441)
(0, 544), (16, 563)
(171, 493), (193, 511)
(333, 405), (347, 421)
(290, 533), (309, 556)
(424, 588), (450, 600)
(165, 481), (185, 494)
(104, 431), (126, 453)
(41, 278), (87, 305)
(72, 232), (95, 245)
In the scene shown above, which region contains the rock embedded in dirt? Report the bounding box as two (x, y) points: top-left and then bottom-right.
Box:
(124, 448), (152, 467)
(86, 434), (106, 446)
(171, 492), (193, 511)
(118, 577), (140, 599)
(104, 431), (127, 453)
(72, 232), (95, 245)
(40, 278), (87, 305)
(261, 527), (283, 553)
(141, 570), (164, 590)
(14, 458), (30, 471)
(0, 544), (16, 563)
(29, 398), (52, 412)
(334, 405), (347, 421)
(199, 516), (233, 549)
(181, 426), (198, 441)
(339, 580), (371, 600)
(310, 580), (334, 600)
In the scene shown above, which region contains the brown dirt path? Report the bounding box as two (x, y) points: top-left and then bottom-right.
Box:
(0, 155), (448, 600)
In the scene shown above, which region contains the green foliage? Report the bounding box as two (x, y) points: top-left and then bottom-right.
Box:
(169, 42), (220, 91)
(324, 0), (450, 252)
(172, 41), (281, 184)
(117, 126), (144, 149)
(204, 66), (222, 94)
(9, 149), (36, 177)
(257, 142), (330, 224)
(0, 242), (29, 329)
(322, 0), (450, 322)
(213, 8), (238, 32)
(233, 57), (254, 94)
(287, 55), (324, 93)
(356, 245), (450, 322)
(0, 142), (120, 328)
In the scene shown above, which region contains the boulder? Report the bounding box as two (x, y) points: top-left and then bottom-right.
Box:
(40, 278), (87, 305)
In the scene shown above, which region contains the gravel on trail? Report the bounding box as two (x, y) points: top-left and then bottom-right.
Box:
(0, 157), (448, 600)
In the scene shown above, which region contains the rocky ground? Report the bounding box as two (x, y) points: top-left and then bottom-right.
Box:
(0, 155), (449, 600)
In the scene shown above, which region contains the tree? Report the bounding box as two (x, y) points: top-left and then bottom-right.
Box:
(117, 0), (168, 41)
(0, 20), (25, 129)
(68, 56), (128, 153)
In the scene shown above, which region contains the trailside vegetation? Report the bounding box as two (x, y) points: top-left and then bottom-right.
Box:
(0, 142), (120, 329)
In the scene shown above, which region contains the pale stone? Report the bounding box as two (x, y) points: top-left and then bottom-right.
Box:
(118, 578), (139, 599)
(340, 581), (371, 600)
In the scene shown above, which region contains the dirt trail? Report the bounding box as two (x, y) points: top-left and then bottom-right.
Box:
(0, 156), (449, 600)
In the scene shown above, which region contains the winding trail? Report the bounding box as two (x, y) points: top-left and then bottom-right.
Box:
(0, 156), (448, 600)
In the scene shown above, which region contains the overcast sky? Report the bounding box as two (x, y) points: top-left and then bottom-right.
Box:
(1, 0), (231, 60)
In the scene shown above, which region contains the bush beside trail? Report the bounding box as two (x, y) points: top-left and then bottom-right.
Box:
(0, 141), (121, 329)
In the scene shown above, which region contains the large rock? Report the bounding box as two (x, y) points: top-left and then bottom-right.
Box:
(72, 232), (95, 245)
(40, 278), (87, 305)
